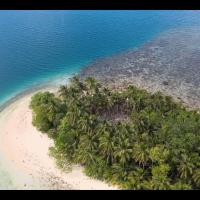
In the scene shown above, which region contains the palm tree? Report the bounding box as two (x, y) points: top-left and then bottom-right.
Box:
(78, 115), (89, 132)
(192, 168), (200, 187)
(177, 154), (194, 180)
(70, 75), (84, 91)
(72, 126), (97, 165)
(113, 126), (133, 167)
(66, 104), (81, 125)
(74, 147), (96, 165)
(114, 147), (132, 167)
(111, 163), (129, 183)
(143, 164), (171, 190)
(99, 129), (115, 165)
(126, 167), (145, 189)
(132, 143), (150, 168)
(58, 85), (68, 99)
(169, 181), (192, 190)
(80, 133), (98, 152)
(85, 77), (101, 95)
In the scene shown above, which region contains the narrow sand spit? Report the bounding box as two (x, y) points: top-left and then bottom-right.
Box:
(0, 88), (118, 190)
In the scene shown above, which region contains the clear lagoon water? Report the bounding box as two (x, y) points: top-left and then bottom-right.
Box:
(1, 10), (200, 106)
(1, 10), (200, 189)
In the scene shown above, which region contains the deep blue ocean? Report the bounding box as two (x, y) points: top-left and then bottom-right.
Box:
(1, 10), (200, 189)
(1, 10), (200, 106)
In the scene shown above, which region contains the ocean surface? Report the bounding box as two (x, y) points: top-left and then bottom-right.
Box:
(1, 10), (200, 189)
(1, 10), (200, 106)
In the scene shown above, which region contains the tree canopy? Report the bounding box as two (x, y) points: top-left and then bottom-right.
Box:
(30, 76), (200, 190)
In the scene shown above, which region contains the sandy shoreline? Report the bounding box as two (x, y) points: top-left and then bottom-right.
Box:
(0, 87), (117, 190)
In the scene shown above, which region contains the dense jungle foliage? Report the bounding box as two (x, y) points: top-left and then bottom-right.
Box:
(30, 76), (200, 190)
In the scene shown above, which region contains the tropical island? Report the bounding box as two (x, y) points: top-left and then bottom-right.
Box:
(30, 75), (200, 190)
(1, 26), (200, 190)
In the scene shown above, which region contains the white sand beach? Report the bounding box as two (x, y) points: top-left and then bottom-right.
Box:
(0, 87), (117, 190)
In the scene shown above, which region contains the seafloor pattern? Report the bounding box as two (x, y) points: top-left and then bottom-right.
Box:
(80, 27), (200, 109)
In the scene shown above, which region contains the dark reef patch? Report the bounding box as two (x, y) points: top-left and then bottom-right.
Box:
(80, 27), (200, 110)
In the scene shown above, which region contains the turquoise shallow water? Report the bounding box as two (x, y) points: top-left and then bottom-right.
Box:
(1, 10), (200, 189)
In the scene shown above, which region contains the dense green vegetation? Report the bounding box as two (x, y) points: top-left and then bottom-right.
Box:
(30, 76), (200, 190)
